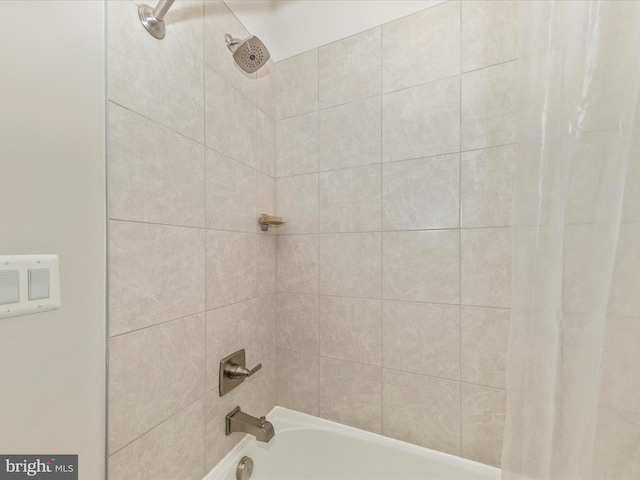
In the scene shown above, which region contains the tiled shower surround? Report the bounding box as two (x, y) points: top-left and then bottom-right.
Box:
(107, 1), (277, 478)
(107, 0), (516, 477)
(274, 0), (516, 468)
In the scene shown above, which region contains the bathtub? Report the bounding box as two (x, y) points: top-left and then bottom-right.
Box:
(204, 407), (500, 480)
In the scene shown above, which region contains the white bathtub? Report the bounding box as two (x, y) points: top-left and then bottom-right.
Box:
(204, 407), (500, 480)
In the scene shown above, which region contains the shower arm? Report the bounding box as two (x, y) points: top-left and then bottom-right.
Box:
(138, 0), (176, 40)
(151, 0), (175, 22)
(225, 34), (241, 52)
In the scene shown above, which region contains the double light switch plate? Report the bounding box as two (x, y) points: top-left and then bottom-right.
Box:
(0, 255), (61, 319)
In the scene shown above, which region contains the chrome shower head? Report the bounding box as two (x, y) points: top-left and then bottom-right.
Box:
(225, 34), (270, 74)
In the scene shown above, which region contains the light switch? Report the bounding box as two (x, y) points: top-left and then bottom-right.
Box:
(0, 255), (60, 319)
(0, 270), (20, 305)
(29, 268), (50, 300)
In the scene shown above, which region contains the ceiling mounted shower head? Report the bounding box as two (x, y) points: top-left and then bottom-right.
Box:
(225, 34), (270, 74)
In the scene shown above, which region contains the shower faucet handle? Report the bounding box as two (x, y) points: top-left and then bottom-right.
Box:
(225, 362), (262, 379)
(219, 349), (263, 396)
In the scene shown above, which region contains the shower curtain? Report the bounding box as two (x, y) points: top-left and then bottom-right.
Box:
(502, 1), (640, 478)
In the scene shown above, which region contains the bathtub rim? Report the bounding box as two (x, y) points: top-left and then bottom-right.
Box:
(204, 406), (501, 480)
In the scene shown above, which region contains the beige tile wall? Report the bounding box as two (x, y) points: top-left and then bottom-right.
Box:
(108, 0), (517, 475)
(275, 0), (517, 468)
(107, 1), (276, 478)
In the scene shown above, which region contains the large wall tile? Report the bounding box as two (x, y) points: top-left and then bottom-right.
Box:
(461, 145), (515, 228)
(109, 221), (205, 336)
(319, 165), (381, 233)
(206, 149), (256, 232)
(204, 374), (276, 473)
(461, 306), (510, 388)
(204, 390), (244, 471)
(109, 314), (205, 454)
(609, 222), (640, 318)
(277, 293), (319, 355)
(461, 0), (518, 72)
(319, 97), (382, 171)
(383, 301), (460, 380)
(257, 234), (277, 296)
(319, 296), (382, 366)
(205, 299), (258, 393)
(461, 384), (506, 468)
(383, 230), (460, 304)
(109, 399), (205, 480)
(600, 316), (640, 413)
(276, 174), (318, 234)
(383, 370), (461, 456)
(382, 77), (460, 162)
(320, 358), (382, 433)
(204, 0), (256, 103)
(276, 349), (319, 416)
(383, 1), (460, 92)
(108, 0), (204, 142)
(277, 235), (318, 294)
(236, 348), (277, 419)
(622, 130), (640, 222)
(276, 112), (318, 177)
(461, 61), (517, 150)
(109, 103), (205, 227)
(382, 154), (459, 230)
(206, 231), (257, 309)
(319, 28), (382, 108)
(257, 60), (276, 119)
(461, 228), (511, 308)
(319, 233), (382, 298)
(257, 172), (276, 234)
(257, 294), (277, 361)
(256, 110), (276, 176)
(275, 50), (318, 120)
(205, 66), (256, 165)
(251, 355), (278, 422)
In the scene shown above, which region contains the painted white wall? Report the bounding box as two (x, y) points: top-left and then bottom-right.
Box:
(224, 0), (277, 58)
(0, 1), (106, 479)
(225, 0), (446, 61)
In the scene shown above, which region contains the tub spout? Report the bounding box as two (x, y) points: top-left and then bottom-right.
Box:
(226, 406), (275, 443)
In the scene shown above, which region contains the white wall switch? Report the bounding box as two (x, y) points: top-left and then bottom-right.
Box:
(0, 255), (61, 319)
(0, 270), (20, 304)
(29, 268), (50, 300)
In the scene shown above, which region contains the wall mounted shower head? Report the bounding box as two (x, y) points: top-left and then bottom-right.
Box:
(225, 34), (270, 74)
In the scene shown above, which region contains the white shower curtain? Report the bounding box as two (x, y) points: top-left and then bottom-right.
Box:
(502, 1), (640, 478)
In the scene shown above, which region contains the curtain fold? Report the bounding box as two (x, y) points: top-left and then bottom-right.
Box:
(502, 1), (640, 478)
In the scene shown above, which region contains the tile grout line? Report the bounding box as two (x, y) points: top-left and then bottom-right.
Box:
(274, 141), (516, 180)
(458, 0), (464, 457)
(274, 52), (281, 408)
(275, 57), (518, 122)
(276, 346), (506, 391)
(379, 22), (386, 436)
(108, 98), (276, 180)
(201, 2), (207, 471)
(109, 394), (205, 459)
(272, 225), (513, 236)
(316, 46), (321, 417)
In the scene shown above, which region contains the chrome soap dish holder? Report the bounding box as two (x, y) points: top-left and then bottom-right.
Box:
(259, 214), (285, 232)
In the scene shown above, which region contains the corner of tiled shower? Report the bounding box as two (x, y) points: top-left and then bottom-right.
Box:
(106, 0), (518, 478)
